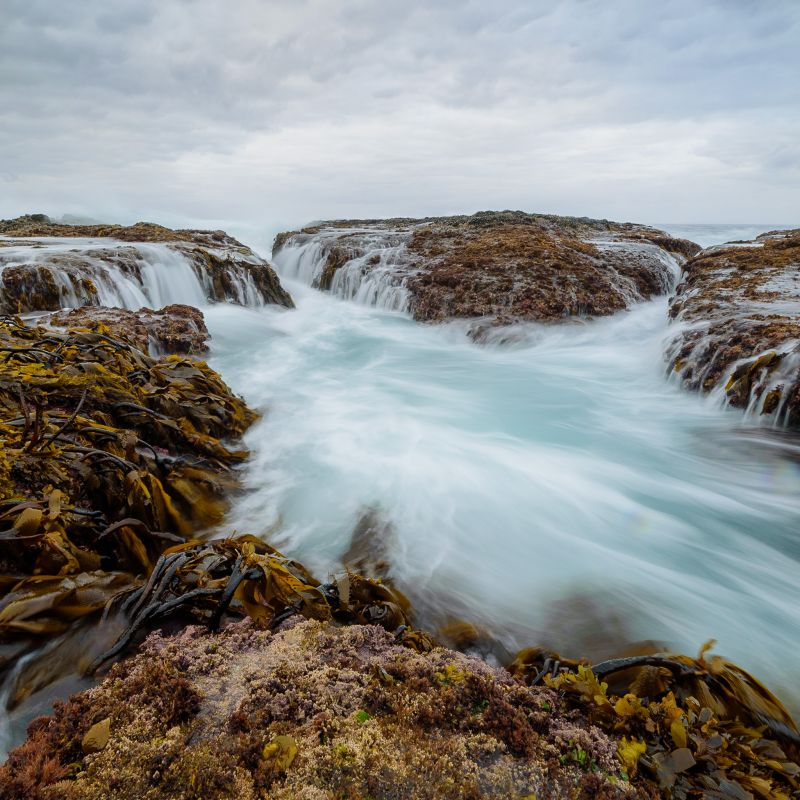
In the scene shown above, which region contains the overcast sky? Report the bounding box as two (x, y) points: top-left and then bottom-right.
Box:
(1, 0), (798, 249)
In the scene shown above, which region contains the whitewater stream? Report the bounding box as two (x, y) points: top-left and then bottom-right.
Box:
(2, 223), (799, 759)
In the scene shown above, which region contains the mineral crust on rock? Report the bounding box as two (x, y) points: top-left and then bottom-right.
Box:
(0, 617), (658, 800)
(666, 228), (800, 427)
(273, 211), (700, 326)
(0, 215), (293, 312)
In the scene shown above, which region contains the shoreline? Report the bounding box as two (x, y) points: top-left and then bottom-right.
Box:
(0, 216), (799, 797)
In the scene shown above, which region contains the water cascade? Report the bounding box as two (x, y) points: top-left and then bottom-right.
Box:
(0, 237), (271, 312)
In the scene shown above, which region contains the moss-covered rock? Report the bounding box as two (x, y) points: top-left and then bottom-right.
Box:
(0, 216), (293, 311)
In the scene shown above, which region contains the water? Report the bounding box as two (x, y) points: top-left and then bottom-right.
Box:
(3, 222), (800, 760)
(0, 237), (266, 310)
(657, 223), (797, 249)
(204, 222), (800, 713)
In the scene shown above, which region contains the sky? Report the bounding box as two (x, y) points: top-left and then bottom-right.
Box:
(1, 0), (799, 250)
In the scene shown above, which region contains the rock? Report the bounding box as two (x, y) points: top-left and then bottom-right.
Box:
(0, 312), (255, 627)
(81, 717), (110, 754)
(50, 304), (210, 356)
(0, 215), (294, 312)
(666, 229), (800, 428)
(0, 618), (656, 800)
(273, 211), (700, 326)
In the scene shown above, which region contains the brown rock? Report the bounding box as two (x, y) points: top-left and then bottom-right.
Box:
(273, 211), (700, 326)
(81, 717), (110, 754)
(50, 304), (210, 355)
(666, 229), (800, 428)
(0, 215), (294, 311)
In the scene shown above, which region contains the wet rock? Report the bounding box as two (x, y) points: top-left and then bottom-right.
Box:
(0, 312), (255, 645)
(81, 718), (110, 754)
(0, 215), (293, 312)
(0, 618), (657, 800)
(50, 305), (210, 356)
(273, 211), (700, 324)
(666, 229), (800, 428)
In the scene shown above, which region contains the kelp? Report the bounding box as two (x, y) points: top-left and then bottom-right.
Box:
(509, 642), (800, 798)
(2, 313), (799, 797)
(0, 313), (430, 697)
(0, 313), (253, 654)
(89, 535), (428, 671)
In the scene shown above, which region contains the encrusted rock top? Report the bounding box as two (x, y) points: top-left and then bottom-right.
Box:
(0, 214), (245, 251)
(273, 211), (700, 326)
(0, 214), (294, 312)
(666, 228), (800, 427)
(50, 305), (210, 356)
(0, 618), (655, 800)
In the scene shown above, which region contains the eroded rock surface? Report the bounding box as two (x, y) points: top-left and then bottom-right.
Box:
(50, 305), (210, 356)
(273, 211), (699, 326)
(666, 229), (800, 427)
(0, 618), (656, 800)
(0, 215), (293, 313)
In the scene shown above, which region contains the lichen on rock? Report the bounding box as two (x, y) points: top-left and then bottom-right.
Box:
(0, 618), (658, 800)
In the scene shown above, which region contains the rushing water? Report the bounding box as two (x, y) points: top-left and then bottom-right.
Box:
(2, 223), (799, 760)
(0, 237), (268, 310)
(204, 222), (800, 712)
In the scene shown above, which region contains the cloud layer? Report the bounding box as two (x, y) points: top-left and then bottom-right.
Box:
(1, 0), (798, 248)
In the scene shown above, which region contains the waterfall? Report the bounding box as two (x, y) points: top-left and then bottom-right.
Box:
(274, 228), (687, 317)
(0, 237), (271, 312)
(273, 228), (414, 313)
(588, 238), (682, 299)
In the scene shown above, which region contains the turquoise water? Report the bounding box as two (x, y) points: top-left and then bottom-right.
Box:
(3, 223), (798, 761)
(204, 225), (800, 709)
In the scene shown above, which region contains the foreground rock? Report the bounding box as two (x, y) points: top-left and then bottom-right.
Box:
(0, 617), (655, 800)
(273, 211), (699, 328)
(0, 214), (293, 313)
(666, 229), (800, 428)
(50, 305), (210, 355)
(0, 312), (254, 659)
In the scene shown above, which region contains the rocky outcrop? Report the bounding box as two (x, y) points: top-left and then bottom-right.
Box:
(0, 617), (654, 800)
(666, 229), (800, 427)
(272, 211), (700, 326)
(50, 305), (210, 356)
(0, 215), (293, 313)
(0, 312), (255, 629)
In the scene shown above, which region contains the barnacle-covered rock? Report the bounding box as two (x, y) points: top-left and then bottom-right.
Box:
(0, 617), (658, 800)
(0, 214), (293, 311)
(50, 305), (210, 356)
(273, 211), (699, 326)
(666, 229), (800, 427)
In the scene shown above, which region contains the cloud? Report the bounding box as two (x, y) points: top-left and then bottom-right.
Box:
(1, 0), (798, 248)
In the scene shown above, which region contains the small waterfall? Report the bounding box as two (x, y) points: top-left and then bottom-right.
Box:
(0, 237), (270, 312)
(588, 238), (683, 300)
(273, 229), (414, 313)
